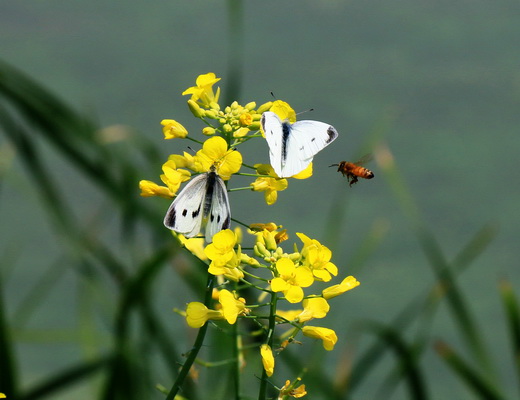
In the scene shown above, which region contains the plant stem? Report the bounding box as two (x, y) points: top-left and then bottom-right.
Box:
(165, 272), (215, 400)
(258, 292), (278, 400)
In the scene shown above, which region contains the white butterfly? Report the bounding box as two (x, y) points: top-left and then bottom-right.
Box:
(163, 166), (231, 242)
(261, 111), (339, 178)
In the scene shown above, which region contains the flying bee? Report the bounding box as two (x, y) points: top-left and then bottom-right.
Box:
(330, 155), (374, 187)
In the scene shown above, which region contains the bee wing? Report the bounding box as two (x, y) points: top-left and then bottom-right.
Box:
(205, 174), (231, 242)
(354, 154), (373, 165)
(163, 173), (208, 238)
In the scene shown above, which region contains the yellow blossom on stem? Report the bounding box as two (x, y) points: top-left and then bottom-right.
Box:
(161, 119), (188, 139)
(260, 344), (275, 377)
(205, 230), (244, 281)
(139, 160), (190, 198)
(251, 164), (288, 205)
(271, 258), (314, 303)
(204, 229), (237, 268)
(168, 152), (199, 171)
(239, 112), (253, 127)
(161, 160), (191, 193)
(185, 302), (224, 328)
(302, 326), (338, 351)
(279, 379), (307, 399)
(195, 136), (242, 180)
(139, 180), (173, 198)
(174, 234), (207, 261)
(297, 297), (330, 322)
(276, 309), (303, 322)
(296, 233), (338, 282)
(249, 222), (280, 232)
(269, 100), (296, 123)
(219, 289), (247, 324)
(322, 276), (360, 299)
(182, 72), (221, 107)
(290, 163), (313, 179)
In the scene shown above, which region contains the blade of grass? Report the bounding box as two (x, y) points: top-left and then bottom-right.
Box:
(101, 244), (175, 399)
(0, 271), (19, 399)
(376, 143), (495, 374)
(366, 322), (429, 400)
(19, 354), (114, 400)
(435, 341), (506, 400)
(498, 280), (520, 396)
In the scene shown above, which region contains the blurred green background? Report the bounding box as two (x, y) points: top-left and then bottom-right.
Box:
(1, 1), (519, 399)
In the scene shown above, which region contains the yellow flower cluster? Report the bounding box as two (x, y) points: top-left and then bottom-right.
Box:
(139, 73), (362, 396)
(186, 225), (359, 380)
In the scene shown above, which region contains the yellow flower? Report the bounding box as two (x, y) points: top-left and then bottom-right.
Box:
(205, 230), (244, 281)
(139, 180), (173, 198)
(250, 164), (288, 205)
(269, 100), (296, 123)
(276, 309), (303, 322)
(168, 152), (199, 171)
(139, 160), (190, 198)
(239, 113), (253, 126)
(271, 258), (314, 303)
(219, 289), (246, 324)
(249, 222), (280, 232)
(291, 163), (313, 179)
(0, 394), (5, 399)
(279, 379), (307, 398)
(297, 233), (338, 282)
(260, 344), (275, 377)
(296, 297), (330, 322)
(195, 136), (242, 180)
(182, 72), (221, 107)
(322, 276), (360, 299)
(161, 119), (188, 139)
(175, 234), (208, 261)
(302, 326), (338, 351)
(161, 160), (192, 193)
(185, 302), (224, 328)
(204, 229), (237, 268)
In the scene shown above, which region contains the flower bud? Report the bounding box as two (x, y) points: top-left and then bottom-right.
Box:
(257, 101), (273, 114)
(245, 101), (256, 110)
(187, 100), (205, 118)
(202, 127), (216, 136)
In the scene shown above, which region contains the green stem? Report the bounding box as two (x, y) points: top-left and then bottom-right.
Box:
(165, 272), (215, 400)
(232, 318), (241, 400)
(258, 292), (278, 400)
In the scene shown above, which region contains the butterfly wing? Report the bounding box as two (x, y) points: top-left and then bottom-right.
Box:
(261, 111), (285, 177)
(280, 120), (338, 177)
(163, 173), (208, 238)
(205, 173), (231, 242)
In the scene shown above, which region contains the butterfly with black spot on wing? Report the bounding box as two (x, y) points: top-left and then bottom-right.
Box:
(163, 165), (230, 242)
(261, 111), (339, 178)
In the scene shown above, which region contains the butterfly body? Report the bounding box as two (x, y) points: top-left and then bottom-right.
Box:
(261, 111), (338, 177)
(164, 167), (230, 242)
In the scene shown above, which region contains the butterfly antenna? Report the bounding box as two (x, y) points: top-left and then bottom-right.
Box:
(296, 108), (314, 117)
(329, 163), (339, 167)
